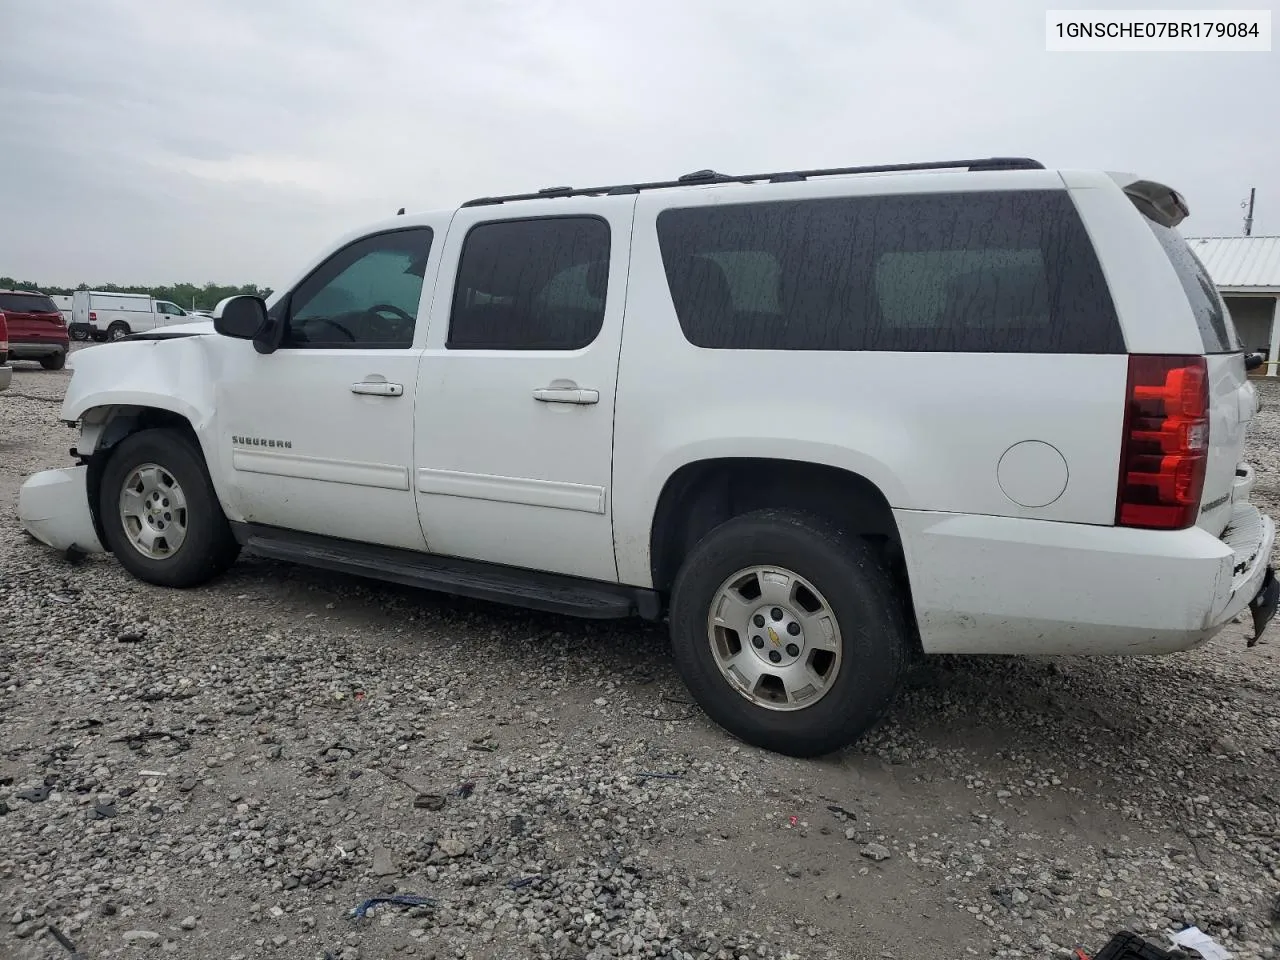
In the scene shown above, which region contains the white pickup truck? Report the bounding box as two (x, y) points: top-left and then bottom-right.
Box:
(70, 291), (196, 342)
(18, 156), (1279, 757)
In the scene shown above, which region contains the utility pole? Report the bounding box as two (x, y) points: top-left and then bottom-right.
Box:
(1243, 187), (1255, 237)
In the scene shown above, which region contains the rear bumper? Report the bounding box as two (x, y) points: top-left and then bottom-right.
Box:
(10, 340), (68, 359)
(18, 466), (105, 554)
(898, 502), (1276, 656)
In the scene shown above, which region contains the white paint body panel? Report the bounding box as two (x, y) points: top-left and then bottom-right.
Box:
(412, 195), (636, 581)
(17, 166), (1273, 658)
(216, 344), (427, 551)
(895, 506), (1274, 655)
(612, 175), (1129, 585)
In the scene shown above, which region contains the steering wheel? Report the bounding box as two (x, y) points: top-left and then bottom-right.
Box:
(301, 316), (357, 342)
(369, 303), (414, 323)
(364, 303), (415, 342)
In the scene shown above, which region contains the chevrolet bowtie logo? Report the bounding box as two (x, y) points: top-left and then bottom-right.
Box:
(767, 626), (780, 647)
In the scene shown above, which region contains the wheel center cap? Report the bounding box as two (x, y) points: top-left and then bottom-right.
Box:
(747, 604), (804, 666)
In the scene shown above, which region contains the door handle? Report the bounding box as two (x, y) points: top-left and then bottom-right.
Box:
(351, 381), (404, 397)
(533, 386), (599, 405)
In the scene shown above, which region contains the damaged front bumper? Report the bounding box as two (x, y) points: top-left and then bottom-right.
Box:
(18, 466), (105, 555)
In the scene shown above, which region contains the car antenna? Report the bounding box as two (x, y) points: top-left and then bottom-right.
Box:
(396, 207), (405, 216)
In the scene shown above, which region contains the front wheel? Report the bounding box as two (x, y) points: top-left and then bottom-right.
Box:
(668, 509), (909, 758)
(98, 428), (240, 587)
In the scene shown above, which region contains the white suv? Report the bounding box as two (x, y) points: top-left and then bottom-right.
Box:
(18, 156), (1278, 757)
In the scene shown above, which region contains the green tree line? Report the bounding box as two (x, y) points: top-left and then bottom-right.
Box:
(0, 278), (272, 311)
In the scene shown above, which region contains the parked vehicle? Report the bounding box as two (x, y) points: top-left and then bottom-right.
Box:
(51, 294), (74, 331)
(18, 156), (1278, 757)
(0, 312), (10, 392)
(0, 290), (69, 370)
(70, 291), (195, 341)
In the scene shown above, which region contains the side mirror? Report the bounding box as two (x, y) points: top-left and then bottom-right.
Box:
(213, 296), (269, 340)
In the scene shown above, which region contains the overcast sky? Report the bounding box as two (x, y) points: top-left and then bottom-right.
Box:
(0, 0), (1275, 289)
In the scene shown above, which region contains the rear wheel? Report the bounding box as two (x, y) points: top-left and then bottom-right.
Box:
(668, 509), (909, 757)
(39, 350), (66, 371)
(99, 428), (240, 587)
(70, 327), (89, 341)
(107, 322), (130, 341)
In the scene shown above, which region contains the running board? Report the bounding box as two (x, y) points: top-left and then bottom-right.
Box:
(230, 523), (661, 620)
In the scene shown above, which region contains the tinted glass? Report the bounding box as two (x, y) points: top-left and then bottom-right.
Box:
(655, 190), (1124, 353)
(286, 227), (433, 349)
(448, 217), (610, 350)
(1146, 222), (1242, 353)
(0, 293), (58, 313)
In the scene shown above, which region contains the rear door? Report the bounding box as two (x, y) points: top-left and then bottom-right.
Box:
(413, 196), (636, 582)
(1145, 220), (1251, 536)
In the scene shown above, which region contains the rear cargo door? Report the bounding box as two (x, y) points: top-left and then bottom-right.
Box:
(1145, 220), (1252, 536)
(0, 292), (63, 341)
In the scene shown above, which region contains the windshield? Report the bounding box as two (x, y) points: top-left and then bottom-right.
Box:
(0, 293), (59, 314)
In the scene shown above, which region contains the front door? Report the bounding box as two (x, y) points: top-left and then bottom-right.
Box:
(154, 302), (179, 329)
(216, 223), (442, 552)
(414, 197), (636, 582)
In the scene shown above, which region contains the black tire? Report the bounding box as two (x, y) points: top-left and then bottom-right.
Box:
(70, 327), (89, 341)
(98, 428), (240, 587)
(39, 350), (66, 371)
(91, 331), (108, 342)
(107, 322), (130, 341)
(668, 509), (909, 758)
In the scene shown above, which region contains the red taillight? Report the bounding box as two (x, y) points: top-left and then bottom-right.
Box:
(1116, 355), (1209, 530)
(0, 311), (7, 350)
(89, 311), (97, 322)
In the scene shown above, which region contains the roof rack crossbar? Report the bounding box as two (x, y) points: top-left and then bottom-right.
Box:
(460, 157), (1044, 207)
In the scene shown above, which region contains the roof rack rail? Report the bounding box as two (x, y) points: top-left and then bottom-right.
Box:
(461, 156), (1044, 207)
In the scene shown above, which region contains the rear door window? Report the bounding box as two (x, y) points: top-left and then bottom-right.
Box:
(0, 293), (58, 313)
(447, 216), (611, 351)
(1145, 221), (1242, 353)
(655, 190), (1124, 354)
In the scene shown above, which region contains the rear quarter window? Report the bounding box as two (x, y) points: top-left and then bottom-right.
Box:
(1145, 222), (1242, 353)
(655, 189), (1125, 354)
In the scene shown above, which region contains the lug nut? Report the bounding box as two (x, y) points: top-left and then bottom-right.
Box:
(785, 643), (800, 657)
(771, 607), (784, 621)
(752, 636), (765, 649)
(787, 622), (801, 636)
(753, 614), (766, 628)
(768, 650), (782, 663)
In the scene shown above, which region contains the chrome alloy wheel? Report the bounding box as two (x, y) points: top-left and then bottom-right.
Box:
(706, 565), (843, 711)
(118, 463), (188, 559)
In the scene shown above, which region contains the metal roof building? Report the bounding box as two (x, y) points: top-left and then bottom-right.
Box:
(1188, 236), (1280, 293)
(1185, 236), (1280, 375)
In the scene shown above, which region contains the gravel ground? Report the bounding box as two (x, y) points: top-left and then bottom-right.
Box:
(4, 347), (1280, 960)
